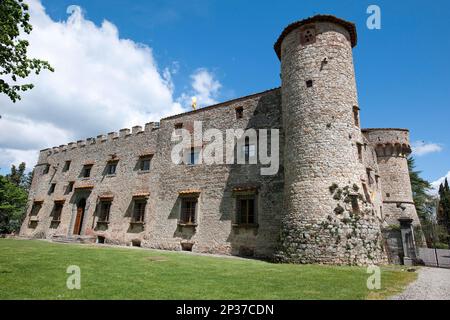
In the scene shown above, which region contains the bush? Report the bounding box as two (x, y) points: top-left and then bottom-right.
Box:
(433, 243), (449, 250)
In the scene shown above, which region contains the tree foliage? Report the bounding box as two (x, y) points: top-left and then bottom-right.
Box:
(6, 162), (32, 191)
(437, 177), (450, 245)
(0, 175), (27, 234)
(0, 0), (54, 102)
(407, 157), (442, 247)
(0, 162), (31, 234)
(408, 157), (434, 221)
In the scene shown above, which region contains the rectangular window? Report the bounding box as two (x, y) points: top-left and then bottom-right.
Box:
(357, 143), (363, 163)
(351, 196), (359, 213)
(82, 165), (92, 178)
(242, 143), (256, 163)
(99, 201), (111, 222)
(375, 175), (380, 188)
(53, 203), (63, 221)
(353, 106), (360, 127)
(63, 161), (71, 172)
(66, 181), (74, 194)
(237, 197), (256, 225)
(30, 203), (42, 216)
(235, 107), (243, 119)
(366, 168), (374, 185)
(107, 162), (117, 175)
(140, 158), (151, 171)
(180, 198), (197, 224)
(174, 123), (183, 130)
(132, 200), (146, 223)
(49, 183), (56, 194)
(188, 148), (200, 165)
(43, 164), (50, 175)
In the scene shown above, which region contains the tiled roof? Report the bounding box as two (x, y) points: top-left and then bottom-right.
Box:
(179, 189), (201, 195)
(75, 184), (94, 190)
(139, 152), (154, 158)
(99, 194), (114, 200)
(361, 128), (409, 132)
(161, 88), (280, 121)
(274, 15), (357, 59)
(133, 192), (150, 198)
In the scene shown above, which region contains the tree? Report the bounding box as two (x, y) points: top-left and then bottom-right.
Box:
(6, 162), (26, 186)
(0, 0), (54, 102)
(0, 175), (27, 234)
(0, 162), (32, 234)
(23, 169), (33, 192)
(408, 157), (434, 221)
(437, 178), (450, 246)
(408, 157), (439, 247)
(6, 162), (32, 190)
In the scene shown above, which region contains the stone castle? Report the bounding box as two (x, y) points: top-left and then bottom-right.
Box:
(20, 15), (420, 265)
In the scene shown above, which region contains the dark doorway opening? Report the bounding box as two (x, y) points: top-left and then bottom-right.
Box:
(132, 239), (141, 247)
(97, 236), (105, 244)
(181, 242), (194, 252)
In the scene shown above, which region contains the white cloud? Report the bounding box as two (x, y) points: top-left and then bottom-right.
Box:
(430, 171), (450, 196)
(0, 149), (39, 173)
(191, 68), (222, 106)
(0, 1), (222, 172)
(178, 68), (222, 108)
(411, 141), (443, 156)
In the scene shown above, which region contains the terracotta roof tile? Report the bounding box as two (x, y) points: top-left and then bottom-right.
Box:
(274, 15), (357, 60)
(133, 192), (150, 198)
(179, 189), (201, 195)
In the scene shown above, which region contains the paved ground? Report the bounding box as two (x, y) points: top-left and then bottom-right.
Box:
(391, 267), (450, 300)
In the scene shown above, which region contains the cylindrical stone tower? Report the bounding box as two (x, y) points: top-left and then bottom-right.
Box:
(275, 15), (386, 265)
(362, 129), (420, 226)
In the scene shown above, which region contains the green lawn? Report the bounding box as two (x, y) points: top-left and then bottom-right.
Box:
(0, 239), (415, 300)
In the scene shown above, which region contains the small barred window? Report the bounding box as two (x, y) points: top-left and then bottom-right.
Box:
(300, 26), (316, 45)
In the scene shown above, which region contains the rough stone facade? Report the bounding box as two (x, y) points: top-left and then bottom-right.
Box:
(20, 15), (420, 265)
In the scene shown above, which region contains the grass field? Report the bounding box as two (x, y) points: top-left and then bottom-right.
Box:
(0, 239), (416, 300)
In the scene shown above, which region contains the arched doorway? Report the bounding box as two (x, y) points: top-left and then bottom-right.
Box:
(73, 198), (86, 235)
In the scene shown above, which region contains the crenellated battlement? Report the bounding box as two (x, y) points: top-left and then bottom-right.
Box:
(362, 128), (412, 158)
(39, 121), (160, 158)
(23, 14), (419, 265)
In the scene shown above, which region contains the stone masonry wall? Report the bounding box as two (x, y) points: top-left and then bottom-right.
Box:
(20, 15), (417, 265)
(20, 89), (284, 258)
(277, 20), (387, 265)
(363, 129), (421, 226)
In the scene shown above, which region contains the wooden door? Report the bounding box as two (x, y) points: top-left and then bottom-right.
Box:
(73, 200), (85, 235)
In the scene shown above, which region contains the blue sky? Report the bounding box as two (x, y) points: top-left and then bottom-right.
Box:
(1, 0), (449, 185)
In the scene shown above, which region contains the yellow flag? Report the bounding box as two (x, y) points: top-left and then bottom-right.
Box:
(191, 97), (197, 111)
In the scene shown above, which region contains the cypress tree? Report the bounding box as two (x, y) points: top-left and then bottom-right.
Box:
(437, 178), (450, 246)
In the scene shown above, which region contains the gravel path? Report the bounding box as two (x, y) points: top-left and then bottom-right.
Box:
(391, 267), (450, 300)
